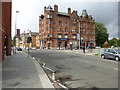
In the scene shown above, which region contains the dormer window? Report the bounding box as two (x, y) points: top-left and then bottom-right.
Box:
(46, 5), (53, 11)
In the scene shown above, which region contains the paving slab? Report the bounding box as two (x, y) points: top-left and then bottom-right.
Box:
(2, 51), (54, 88)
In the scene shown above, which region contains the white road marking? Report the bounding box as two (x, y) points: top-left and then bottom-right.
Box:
(86, 61), (90, 63)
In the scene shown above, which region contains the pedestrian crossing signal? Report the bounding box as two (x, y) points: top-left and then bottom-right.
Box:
(27, 37), (32, 43)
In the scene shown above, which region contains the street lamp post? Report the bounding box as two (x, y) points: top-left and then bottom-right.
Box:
(79, 21), (81, 50)
(14, 11), (19, 54)
(77, 20), (81, 50)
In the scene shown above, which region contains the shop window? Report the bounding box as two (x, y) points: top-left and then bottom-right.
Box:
(72, 29), (76, 32)
(73, 35), (76, 39)
(58, 35), (62, 38)
(65, 35), (68, 38)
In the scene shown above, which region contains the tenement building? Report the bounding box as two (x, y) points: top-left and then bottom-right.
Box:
(16, 30), (39, 49)
(39, 5), (95, 49)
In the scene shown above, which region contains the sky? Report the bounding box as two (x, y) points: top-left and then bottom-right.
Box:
(12, 0), (119, 40)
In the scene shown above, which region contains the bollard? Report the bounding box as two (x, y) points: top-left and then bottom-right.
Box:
(52, 72), (55, 82)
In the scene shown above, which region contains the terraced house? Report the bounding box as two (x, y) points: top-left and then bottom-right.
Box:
(39, 5), (95, 49)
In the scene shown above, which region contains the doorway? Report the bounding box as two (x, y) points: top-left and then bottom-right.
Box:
(48, 43), (50, 49)
(86, 43), (88, 48)
(58, 42), (61, 49)
(65, 42), (67, 49)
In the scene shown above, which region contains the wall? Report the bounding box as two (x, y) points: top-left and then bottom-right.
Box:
(1, 2), (12, 61)
(0, 1), (2, 61)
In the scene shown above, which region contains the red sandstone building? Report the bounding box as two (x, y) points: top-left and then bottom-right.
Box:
(39, 5), (95, 49)
(0, 1), (12, 61)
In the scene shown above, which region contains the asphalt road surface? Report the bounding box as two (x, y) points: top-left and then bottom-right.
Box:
(27, 50), (118, 88)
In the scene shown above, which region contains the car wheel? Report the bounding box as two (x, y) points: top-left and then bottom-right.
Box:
(101, 55), (105, 59)
(115, 57), (119, 61)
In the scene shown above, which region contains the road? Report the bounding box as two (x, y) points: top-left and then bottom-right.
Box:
(27, 49), (118, 88)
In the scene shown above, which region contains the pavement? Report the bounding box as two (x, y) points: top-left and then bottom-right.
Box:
(2, 51), (55, 89)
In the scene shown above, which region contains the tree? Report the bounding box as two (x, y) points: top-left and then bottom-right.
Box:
(95, 22), (109, 47)
(117, 38), (120, 46)
(108, 38), (117, 47)
(11, 36), (15, 47)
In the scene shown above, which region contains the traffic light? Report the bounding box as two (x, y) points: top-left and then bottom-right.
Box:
(27, 37), (32, 43)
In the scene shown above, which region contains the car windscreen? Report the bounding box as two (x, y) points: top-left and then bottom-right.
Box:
(114, 49), (120, 54)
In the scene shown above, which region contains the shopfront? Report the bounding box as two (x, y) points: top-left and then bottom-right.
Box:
(57, 39), (69, 48)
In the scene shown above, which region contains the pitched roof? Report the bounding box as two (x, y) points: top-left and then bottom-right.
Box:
(57, 12), (69, 16)
(24, 33), (29, 38)
(31, 32), (39, 36)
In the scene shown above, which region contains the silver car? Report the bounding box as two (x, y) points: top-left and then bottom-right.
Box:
(101, 48), (120, 61)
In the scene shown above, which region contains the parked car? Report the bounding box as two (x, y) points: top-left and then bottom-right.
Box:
(95, 46), (101, 49)
(73, 46), (83, 50)
(66, 47), (70, 50)
(56, 47), (64, 50)
(16, 47), (22, 51)
(30, 47), (36, 50)
(101, 48), (120, 61)
(25, 47), (30, 50)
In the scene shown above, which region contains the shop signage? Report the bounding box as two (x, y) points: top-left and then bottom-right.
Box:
(39, 40), (43, 41)
(57, 39), (69, 41)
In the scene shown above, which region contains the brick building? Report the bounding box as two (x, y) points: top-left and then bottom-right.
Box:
(36, 34), (40, 49)
(0, 1), (12, 61)
(16, 30), (39, 49)
(39, 5), (95, 49)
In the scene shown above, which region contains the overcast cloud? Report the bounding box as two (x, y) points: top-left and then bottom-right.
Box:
(12, 0), (119, 39)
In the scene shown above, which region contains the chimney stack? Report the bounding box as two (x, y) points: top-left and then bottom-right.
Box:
(54, 5), (58, 12)
(76, 10), (78, 15)
(44, 6), (46, 13)
(68, 8), (71, 14)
